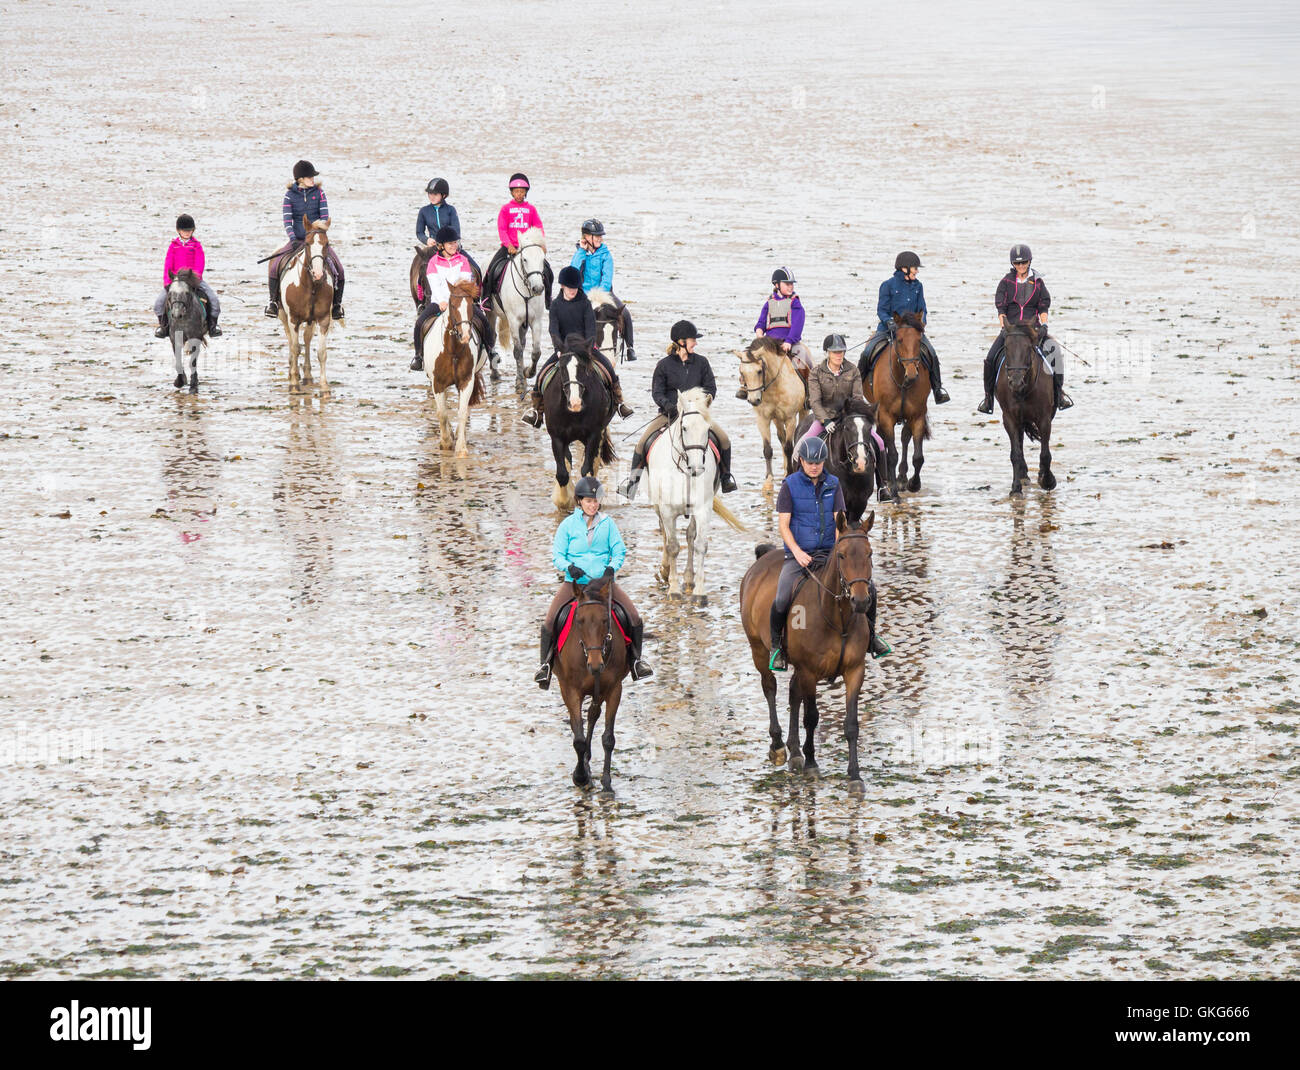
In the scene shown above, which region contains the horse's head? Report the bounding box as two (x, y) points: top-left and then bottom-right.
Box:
(559, 334), (593, 413)
(891, 312), (925, 386)
(1003, 323), (1042, 397)
(166, 271), (197, 322)
(675, 387), (713, 477)
(517, 226), (546, 297)
(575, 577), (615, 676)
(593, 296), (620, 352)
(837, 401), (877, 477)
(446, 280), (480, 348)
(304, 222), (330, 282)
(833, 510), (876, 615)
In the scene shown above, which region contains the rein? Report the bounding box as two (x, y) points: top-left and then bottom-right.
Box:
(738, 350), (772, 403)
(801, 531), (874, 675)
(506, 242), (546, 302)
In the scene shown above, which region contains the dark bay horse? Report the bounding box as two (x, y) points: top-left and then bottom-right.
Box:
(553, 576), (630, 793)
(823, 397), (879, 525)
(542, 337), (616, 510)
(996, 323), (1057, 496)
(864, 312), (931, 496)
(165, 269), (207, 393)
(739, 512), (880, 788)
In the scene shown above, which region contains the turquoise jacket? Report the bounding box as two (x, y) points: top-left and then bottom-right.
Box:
(570, 243), (614, 292)
(552, 509), (626, 583)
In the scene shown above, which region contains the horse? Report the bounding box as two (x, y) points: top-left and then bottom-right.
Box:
(422, 279), (487, 457)
(863, 312), (931, 497)
(541, 336), (616, 511)
(553, 575), (630, 793)
(278, 220), (338, 397)
(996, 322), (1057, 496)
(735, 336), (808, 494)
(164, 269), (207, 393)
(821, 397), (880, 526)
(590, 290), (627, 364)
(644, 387), (745, 601)
(488, 226), (550, 388)
(739, 511), (878, 788)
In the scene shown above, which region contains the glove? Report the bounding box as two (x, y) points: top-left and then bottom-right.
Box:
(602, 567), (615, 580)
(823, 418), (837, 436)
(664, 406), (678, 422)
(567, 564), (586, 580)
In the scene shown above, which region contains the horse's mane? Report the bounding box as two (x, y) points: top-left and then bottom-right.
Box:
(561, 333), (594, 358)
(582, 575), (613, 601)
(170, 268), (201, 290)
(893, 311), (924, 331)
(679, 386), (711, 411)
(748, 336), (784, 360)
(448, 278), (480, 299)
(519, 226), (545, 250)
(843, 396), (877, 419)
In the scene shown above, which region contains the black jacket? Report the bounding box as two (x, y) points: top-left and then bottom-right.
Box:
(549, 292), (596, 350)
(651, 351), (717, 415)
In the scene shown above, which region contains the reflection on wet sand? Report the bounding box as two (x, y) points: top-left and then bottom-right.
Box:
(160, 395), (221, 545)
(272, 396), (344, 606)
(876, 503), (937, 711)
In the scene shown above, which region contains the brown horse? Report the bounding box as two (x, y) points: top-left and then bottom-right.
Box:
(553, 576), (630, 793)
(739, 512), (878, 789)
(996, 322), (1057, 496)
(864, 312), (931, 496)
(278, 220), (337, 396)
(422, 279), (486, 457)
(735, 335), (808, 494)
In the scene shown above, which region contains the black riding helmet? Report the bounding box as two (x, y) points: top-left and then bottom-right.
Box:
(293, 160), (319, 180)
(557, 265), (583, 289)
(823, 333), (847, 352)
(435, 225), (459, 244)
(670, 320), (702, 342)
(581, 219), (605, 236)
(176, 213), (195, 231)
(771, 266), (796, 286)
(894, 251), (921, 270)
(426, 177), (449, 196)
(1011, 244), (1032, 264)
(574, 475), (602, 501)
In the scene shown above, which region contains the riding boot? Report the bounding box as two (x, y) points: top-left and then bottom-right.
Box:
(1054, 372), (1073, 410)
(612, 379), (634, 419)
(521, 383), (545, 427)
(718, 445), (738, 493)
(410, 311), (426, 372)
(154, 314), (168, 339)
(264, 275), (281, 318)
(768, 605), (789, 672)
(330, 276), (345, 322)
(976, 352), (997, 414)
(206, 312), (222, 338)
(874, 439), (897, 502)
(628, 622), (653, 680)
(625, 348), (636, 362)
(617, 453), (644, 500)
(534, 625), (554, 689)
(867, 589), (892, 660)
(928, 352), (949, 403)
(621, 309), (635, 360)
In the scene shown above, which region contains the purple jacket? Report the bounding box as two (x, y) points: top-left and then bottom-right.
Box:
(755, 290), (806, 345)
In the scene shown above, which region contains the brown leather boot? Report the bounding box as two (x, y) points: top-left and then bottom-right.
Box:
(612, 380), (633, 419)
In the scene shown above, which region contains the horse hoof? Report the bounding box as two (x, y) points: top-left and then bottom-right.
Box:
(188, 381), (198, 395)
(804, 761), (820, 778)
(1010, 487), (1023, 498)
(455, 449), (469, 459)
(597, 787), (615, 800)
(907, 476), (921, 492)
(691, 594), (709, 606)
(173, 374), (186, 388)
(572, 771), (589, 789)
(1040, 472), (1057, 490)
(770, 746), (787, 766)
(788, 752), (805, 774)
(847, 778), (866, 796)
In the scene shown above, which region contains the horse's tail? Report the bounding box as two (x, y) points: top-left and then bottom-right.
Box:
(922, 413), (932, 441)
(469, 368), (486, 406)
(599, 428), (616, 466)
(1023, 417), (1042, 443)
(712, 496), (746, 532)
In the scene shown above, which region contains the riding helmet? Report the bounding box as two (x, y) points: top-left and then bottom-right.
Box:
(581, 218), (605, 236)
(771, 266), (796, 286)
(823, 333), (848, 353)
(176, 213), (195, 231)
(574, 475), (602, 501)
(435, 225), (460, 244)
(1010, 243), (1032, 264)
(426, 177), (449, 196)
(508, 172), (531, 190)
(670, 320), (702, 342)
(894, 250), (922, 270)
(293, 160), (319, 180)
(797, 436), (829, 464)
(558, 265), (583, 289)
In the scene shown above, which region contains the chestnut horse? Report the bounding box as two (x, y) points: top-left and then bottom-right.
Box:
(553, 576), (630, 793)
(735, 336), (808, 494)
(996, 322), (1057, 496)
(739, 512), (879, 789)
(278, 220), (338, 397)
(863, 312), (931, 497)
(422, 279), (487, 457)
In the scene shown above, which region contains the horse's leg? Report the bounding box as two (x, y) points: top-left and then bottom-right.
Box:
(908, 416), (925, 492)
(843, 660), (867, 790)
(683, 514), (697, 596)
(1038, 415), (1056, 489)
(759, 416), (775, 494)
(691, 508), (710, 603)
(1006, 413), (1026, 496)
(755, 648), (784, 764)
(171, 330), (186, 387)
(489, 305), (505, 380)
(283, 317), (299, 388)
(880, 412), (900, 497)
(528, 299), (542, 379)
(300, 324), (314, 385)
(316, 328), (329, 398)
(582, 428), (602, 479)
(599, 681), (621, 794)
(899, 427), (911, 493)
(566, 684), (590, 789)
(454, 377), (473, 458)
(584, 688), (601, 772)
(802, 687), (820, 775)
(660, 508), (681, 596)
(783, 415), (798, 474)
(551, 433), (571, 511)
(786, 674), (804, 773)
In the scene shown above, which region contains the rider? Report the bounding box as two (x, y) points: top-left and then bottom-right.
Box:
(520, 265), (633, 424)
(617, 320), (738, 499)
(571, 218), (636, 361)
(805, 333), (895, 502)
(754, 267), (814, 372)
(414, 178), (480, 306)
(410, 226), (492, 371)
(264, 160), (345, 322)
(768, 436), (891, 672)
(483, 173), (544, 299)
(535, 475), (653, 688)
(977, 244), (1072, 413)
(860, 252), (949, 404)
(153, 213), (221, 337)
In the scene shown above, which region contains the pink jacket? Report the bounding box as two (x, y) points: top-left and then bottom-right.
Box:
(426, 252), (475, 306)
(163, 237), (205, 285)
(497, 201), (543, 247)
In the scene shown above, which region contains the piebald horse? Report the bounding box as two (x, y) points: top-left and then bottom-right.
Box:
(422, 279), (487, 457)
(735, 336), (808, 493)
(278, 220), (338, 397)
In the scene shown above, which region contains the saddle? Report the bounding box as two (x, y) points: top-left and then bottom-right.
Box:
(995, 346), (1053, 379)
(485, 254), (553, 309)
(862, 336), (890, 378)
(755, 544), (829, 604)
(554, 596), (631, 654)
(538, 353), (614, 395)
(645, 424), (722, 463)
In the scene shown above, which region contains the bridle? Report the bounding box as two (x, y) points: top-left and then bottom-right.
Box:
(738, 348), (772, 404)
(887, 330), (923, 389)
(830, 414), (873, 477)
(443, 289), (477, 347)
(507, 241), (547, 300)
(670, 401), (711, 478)
(801, 530), (875, 677)
(1003, 325), (1040, 398)
(573, 579), (617, 704)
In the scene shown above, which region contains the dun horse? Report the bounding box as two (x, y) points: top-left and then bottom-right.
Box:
(739, 512), (880, 788)
(278, 221), (338, 397)
(422, 279), (487, 457)
(995, 322), (1057, 496)
(164, 269), (207, 393)
(735, 336), (808, 494)
(863, 313), (931, 497)
(541, 337), (616, 511)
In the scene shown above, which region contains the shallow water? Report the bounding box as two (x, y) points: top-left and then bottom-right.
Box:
(1, 0), (1298, 978)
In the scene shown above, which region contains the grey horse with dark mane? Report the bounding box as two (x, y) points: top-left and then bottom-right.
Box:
(165, 269), (208, 393)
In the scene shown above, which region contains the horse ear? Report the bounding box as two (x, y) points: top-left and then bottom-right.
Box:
(836, 512), (848, 534)
(318, 218), (331, 231)
(861, 510), (875, 534)
(892, 313), (902, 325)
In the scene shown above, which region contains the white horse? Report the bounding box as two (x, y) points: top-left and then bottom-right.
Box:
(645, 388), (744, 601)
(489, 226), (549, 387)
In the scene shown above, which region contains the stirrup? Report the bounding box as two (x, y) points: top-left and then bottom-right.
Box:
(410, 354), (423, 371)
(870, 636), (892, 660)
(625, 348), (636, 362)
(618, 475), (639, 500)
(1057, 392), (1073, 410)
(521, 407), (543, 428)
(933, 386), (949, 403)
(631, 660), (654, 681)
(617, 402), (634, 418)
(720, 472), (738, 493)
(264, 302), (279, 318)
(768, 647), (788, 672)
(976, 396), (994, 414)
(207, 322), (222, 337)
(154, 325), (168, 338)
(534, 663), (552, 689)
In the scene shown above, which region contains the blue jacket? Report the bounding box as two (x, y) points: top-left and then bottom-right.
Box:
(552, 509), (627, 583)
(570, 243), (613, 291)
(784, 469), (841, 556)
(282, 184), (329, 240)
(417, 202), (462, 244)
(877, 270), (928, 331)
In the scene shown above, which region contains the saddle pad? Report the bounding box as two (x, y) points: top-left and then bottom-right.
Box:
(556, 598), (631, 654)
(646, 426), (722, 462)
(539, 356), (613, 395)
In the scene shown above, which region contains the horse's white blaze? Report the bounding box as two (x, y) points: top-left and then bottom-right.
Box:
(563, 352), (581, 411)
(849, 415), (869, 472)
